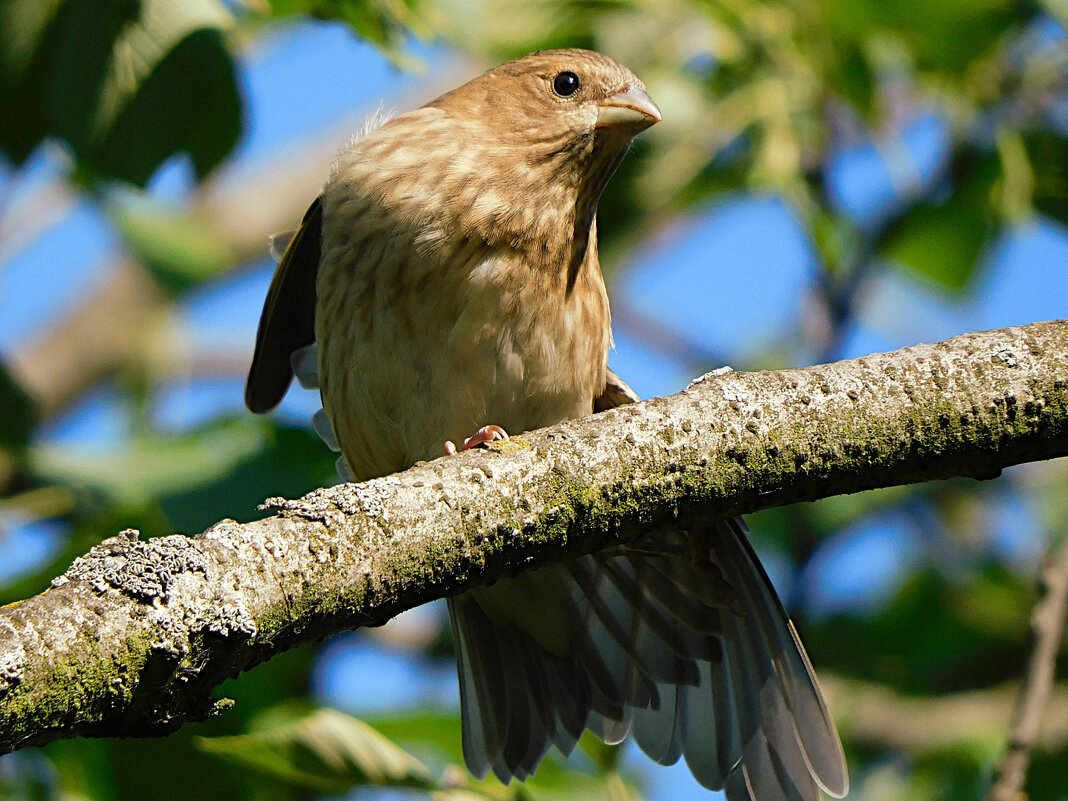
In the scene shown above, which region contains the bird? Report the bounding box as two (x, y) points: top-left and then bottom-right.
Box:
(245, 49), (848, 800)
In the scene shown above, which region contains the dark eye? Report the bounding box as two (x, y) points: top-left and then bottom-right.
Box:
(552, 71), (581, 97)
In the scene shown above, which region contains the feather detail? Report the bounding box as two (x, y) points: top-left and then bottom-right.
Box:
(451, 520), (846, 799)
(245, 197), (322, 414)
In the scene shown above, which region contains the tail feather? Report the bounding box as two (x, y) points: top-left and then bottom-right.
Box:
(620, 553), (726, 636)
(632, 682), (684, 764)
(716, 521), (847, 797)
(680, 661), (736, 789)
(570, 558), (676, 697)
(500, 633), (549, 780)
(449, 598), (505, 777)
(589, 711), (632, 746)
(450, 593), (590, 781)
(717, 576), (818, 801)
(450, 518), (846, 800)
(539, 646), (587, 754)
(738, 729), (821, 801)
(597, 555), (720, 664)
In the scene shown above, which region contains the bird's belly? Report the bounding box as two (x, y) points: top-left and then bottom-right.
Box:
(317, 247), (610, 481)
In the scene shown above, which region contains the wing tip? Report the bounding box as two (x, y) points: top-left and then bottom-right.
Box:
(244, 366), (289, 415)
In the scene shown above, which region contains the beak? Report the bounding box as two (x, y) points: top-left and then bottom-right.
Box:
(596, 85), (662, 133)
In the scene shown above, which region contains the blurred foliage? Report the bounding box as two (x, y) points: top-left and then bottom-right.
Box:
(1, 0), (1068, 800)
(0, 0), (240, 185)
(268, 0), (431, 66)
(194, 703), (642, 801)
(0, 362), (36, 451)
(425, 0), (1068, 298)
(109, 190), (238, 290)
(196, 707), (437, 793)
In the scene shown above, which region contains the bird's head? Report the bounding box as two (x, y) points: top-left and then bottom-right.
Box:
(430, 49), (660, 171)
(466, 49), (658, 133)
(415, 49), (660, 268)
(334, 50), (659, 275)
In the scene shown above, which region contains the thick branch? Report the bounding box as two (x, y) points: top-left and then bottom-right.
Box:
(1, 320), (1066, 753)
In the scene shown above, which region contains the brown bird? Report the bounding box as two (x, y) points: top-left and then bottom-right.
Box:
(246, 49), (847, 800)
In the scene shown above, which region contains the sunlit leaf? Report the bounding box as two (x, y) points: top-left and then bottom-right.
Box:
(368, 711), (643, 801)
(30, 418), (266, 506)
(361, 709), (462, 761)
(108, 190), (237, 290)
(196, 708), (435, 792)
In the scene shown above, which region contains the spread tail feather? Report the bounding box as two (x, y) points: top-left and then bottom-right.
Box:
(449, 518), (847, 799)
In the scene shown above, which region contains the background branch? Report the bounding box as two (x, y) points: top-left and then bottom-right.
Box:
(826, 675), (1068, 754)
(987, 527), (1068, 801)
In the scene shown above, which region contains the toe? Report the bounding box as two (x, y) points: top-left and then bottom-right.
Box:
(462, 425), (510, 450)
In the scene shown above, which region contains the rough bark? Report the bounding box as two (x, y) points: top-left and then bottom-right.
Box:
(1, 320), (1066, 754)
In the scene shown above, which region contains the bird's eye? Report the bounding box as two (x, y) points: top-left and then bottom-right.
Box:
(552, 71), (581, 97)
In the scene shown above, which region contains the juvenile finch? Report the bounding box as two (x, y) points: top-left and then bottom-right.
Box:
(246, 49), (847, 800)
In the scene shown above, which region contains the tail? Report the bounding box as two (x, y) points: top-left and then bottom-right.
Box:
(448, 517), (847, 800)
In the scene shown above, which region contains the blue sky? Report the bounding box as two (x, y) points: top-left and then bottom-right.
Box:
(1, 16), (1066, 801)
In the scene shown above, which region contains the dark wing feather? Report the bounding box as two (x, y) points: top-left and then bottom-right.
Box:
(594, 367), (641, 410)
(245, 197), (323, 413)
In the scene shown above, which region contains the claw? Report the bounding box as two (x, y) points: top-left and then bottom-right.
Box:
(464, 425), (509, 449)
(444, 425), (509, 456)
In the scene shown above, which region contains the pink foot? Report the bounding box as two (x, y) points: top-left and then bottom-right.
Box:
(444, 425), (509, 456)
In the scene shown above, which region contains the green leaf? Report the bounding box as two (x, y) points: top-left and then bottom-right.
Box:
(160, 423), (339, 534)
(30, 417), (266, 506)
(1028, 744), (1068, 801)
(48, 0), (141, 155)
(1027, 130), (1068, 225)
(882, 152), (998, 290)
(0, 0), (239, 185)
(819, 0), (1017, 73)
(0, 359), (38, 451)
(88, 26), (240, 184)
(369, 711), (644, 801)
(808, 563), (1031, 694)
(368, 709), (465, 765)
(196, 708), (435, 793)
(267, 0), (429, 65)
(38, 739), (118, 801)
(108, 190), (237, 290)
(0, 0), (76, 162)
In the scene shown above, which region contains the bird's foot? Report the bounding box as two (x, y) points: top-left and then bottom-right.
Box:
(444, 425), (509, 456)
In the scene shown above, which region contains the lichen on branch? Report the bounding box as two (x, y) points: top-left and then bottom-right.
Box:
(1, 319), (1066, 754)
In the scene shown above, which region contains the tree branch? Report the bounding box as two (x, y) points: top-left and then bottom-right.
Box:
(987, 527), (1068, 801)
(825, 675), (1068, 753)
(1, 320), (1066, 753)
